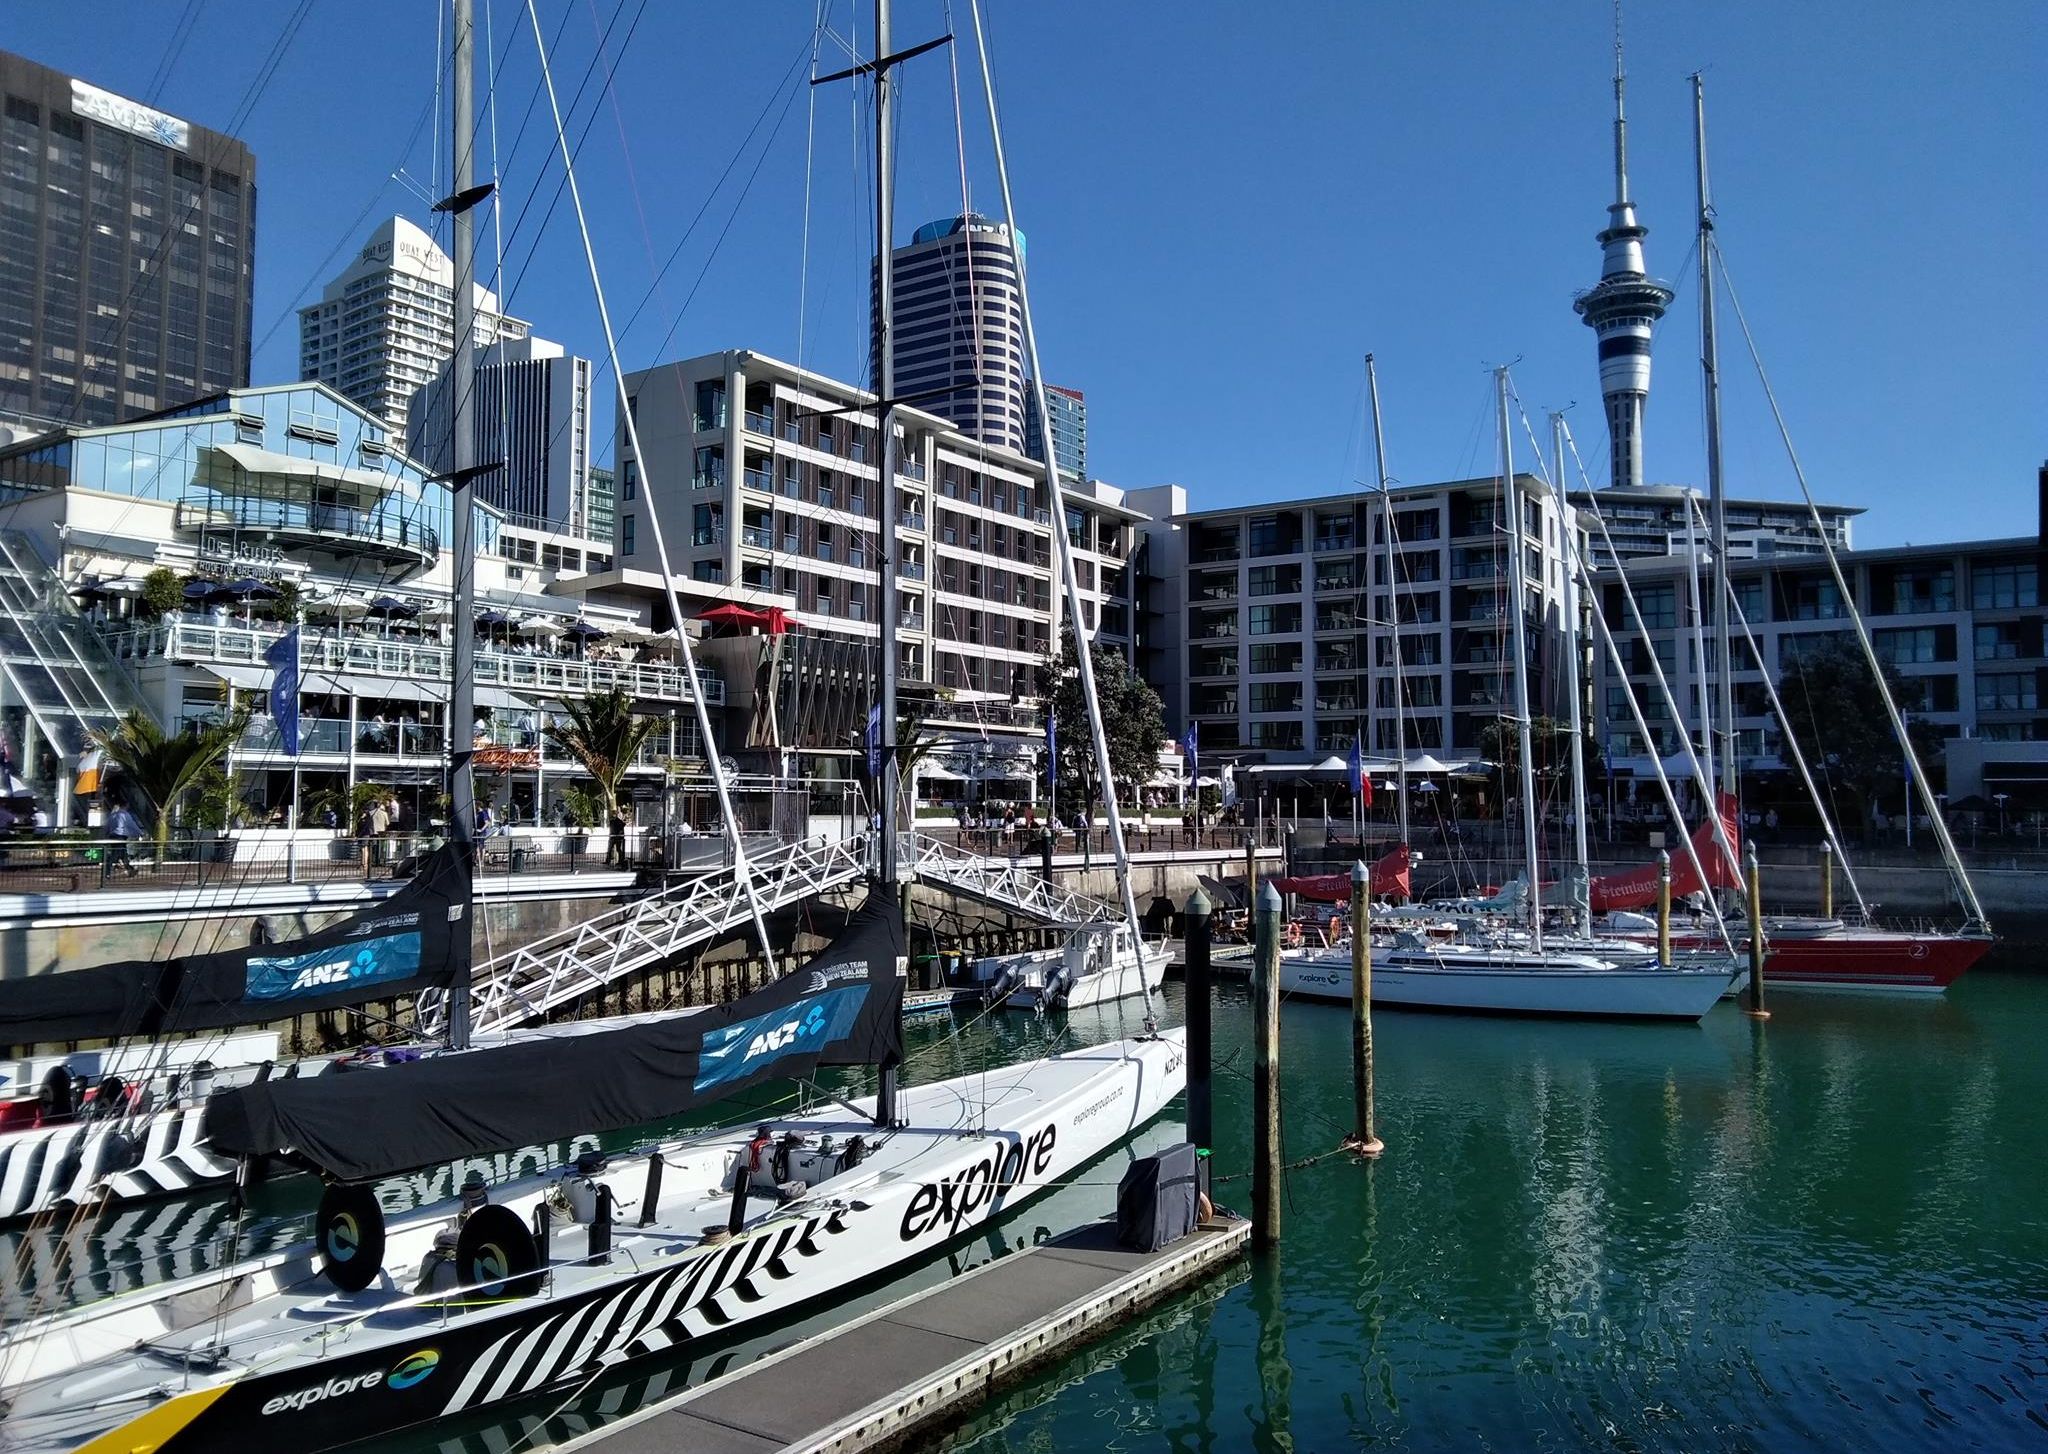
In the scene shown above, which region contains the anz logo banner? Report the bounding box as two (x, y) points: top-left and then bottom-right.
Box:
(244, 931), (424, 1004)
(695, 984), (870, 1093)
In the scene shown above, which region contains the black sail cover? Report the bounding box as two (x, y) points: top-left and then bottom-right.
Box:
(204, 894), (905, 1184)
(0, 846), (470, 1046)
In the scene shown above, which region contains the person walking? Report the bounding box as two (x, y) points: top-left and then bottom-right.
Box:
(606, 806), (628, 867)
(107, 801), (143, 876)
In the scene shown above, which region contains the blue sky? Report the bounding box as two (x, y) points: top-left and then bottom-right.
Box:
(13, 1), (2042, 545)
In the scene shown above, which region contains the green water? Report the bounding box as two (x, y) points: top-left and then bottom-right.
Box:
(943, 970), (2048, 1453)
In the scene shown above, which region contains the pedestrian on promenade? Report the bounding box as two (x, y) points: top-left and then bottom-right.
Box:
(107, 801), (143, 876)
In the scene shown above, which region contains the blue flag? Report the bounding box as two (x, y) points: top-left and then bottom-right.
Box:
(265, 627), (301, 756)
(865, 703), (882, 778)
(1045, 709), (1057, 800)
(1349, 734), (1365, 797)
(1183, 721), (1199, 780)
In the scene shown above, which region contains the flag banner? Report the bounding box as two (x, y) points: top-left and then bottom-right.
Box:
(865, 703), (882, 778)
(1183, 722), (1199, 780)
(1349, 734), (1371, 805)
(264, 627), (301, 756)
(1046, 709), (1058, 799)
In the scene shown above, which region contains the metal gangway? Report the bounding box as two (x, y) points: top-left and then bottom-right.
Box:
(902, 831), (1120, 926)
(426, 835), (869, 1036)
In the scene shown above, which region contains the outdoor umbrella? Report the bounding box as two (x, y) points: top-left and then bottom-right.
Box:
(517, 615), (563, 636)
(566, 621), (608, 639)
(224, 577), (280, 599)
(370, 596), (419, 617)
(699, 603), (767, 631)
(475, 610), (512, 627)
(182, 580), (227, 603)
(1404, 753), (1452, 775)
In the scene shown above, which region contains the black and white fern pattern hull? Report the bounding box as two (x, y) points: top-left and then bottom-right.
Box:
(0, 1033), (1186, 1454)
(0, 1105), (234, 1222)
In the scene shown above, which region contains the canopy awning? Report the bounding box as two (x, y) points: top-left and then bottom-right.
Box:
(210, 441), (396, 501)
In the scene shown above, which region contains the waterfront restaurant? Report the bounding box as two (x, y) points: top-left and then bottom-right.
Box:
(0, 382), (720, 835)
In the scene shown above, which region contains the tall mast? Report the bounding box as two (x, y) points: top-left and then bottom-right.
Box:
(1366, 354), (1407, 847)
(873, 0), (901, 891)
(1695, 72), (1737, 800)
(1551, 412), (1593, 936)
(1497, 368), (1541, 950)
(445, 0), (479, 1051)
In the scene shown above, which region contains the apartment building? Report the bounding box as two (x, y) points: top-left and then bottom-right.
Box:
(1592, 536), (2048, 806)
(1174, 476), (1580, 762)
(1570, 483), (1860, 568)
(611, 349), (1136, 758)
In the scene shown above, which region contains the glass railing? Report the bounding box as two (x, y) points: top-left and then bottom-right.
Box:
(742, 468), (773, 492)
(693, 528), (725, 547)
(692, 472), (724, 491)
(901, 561), (926, 581)
(743, 410), (775, 436)
(175, 496), (438, 558)
(741, 526), (773, 549)
(900, 512), (927, 533)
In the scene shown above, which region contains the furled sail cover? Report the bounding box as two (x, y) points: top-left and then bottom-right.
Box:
(205, 894), (905, 1184)
(1589, 794), (1743, 913)
(1269, 845), (1412, 904)
(0, 846), (470, 1046)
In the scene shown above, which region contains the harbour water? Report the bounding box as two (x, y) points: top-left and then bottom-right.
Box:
(947, 966), (2048, 1454)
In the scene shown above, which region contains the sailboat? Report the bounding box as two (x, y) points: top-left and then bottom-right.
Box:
(0, 6), (1184, 1449)
(1584, 77), (1993, 994)
(1277, 363), (1739, 1022)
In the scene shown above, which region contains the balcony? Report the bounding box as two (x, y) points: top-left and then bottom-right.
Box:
(899, 461), (928, 483)
(901, 561), (926, 581)
(743, 409), (775, 436)
(692, 471), (724, 491)
(174, 495), (438, 566)
(741, 525), (773, 549)
(900, 611), (926, 632)
(742, 467), (774, 492)
(900, 511), (927, 534)
(106, 619), (725, 708)
(1313, 535), (1356, 553)
(693, 527), (724, 547)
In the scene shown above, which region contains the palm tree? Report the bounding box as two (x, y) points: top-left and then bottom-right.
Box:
(94, 707), (251, 854)
(544, 688), (657, 829)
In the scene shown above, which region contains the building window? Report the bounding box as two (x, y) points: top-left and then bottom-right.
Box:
(1975, 622), (2039, 661)
(1973, 561), (2039, 610)
(620, 515), (635, 555)
(1976, 672), (2038, 712)
(622, 458), (638, 500)
(1248, 603), (1301, 636)
(1874, 626), (1953, 665)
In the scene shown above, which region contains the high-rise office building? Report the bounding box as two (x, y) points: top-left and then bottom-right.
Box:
(407, 335), (595, 531)
(1025, 381), (1087, 483)
(586, 464), (615, 545)
(298, 215), (527, 433)
(887, 214), (1028, 454)
(0, 50), (258, 432)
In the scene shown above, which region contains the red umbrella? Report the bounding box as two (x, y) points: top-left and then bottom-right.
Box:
(698, 604), (770, 632)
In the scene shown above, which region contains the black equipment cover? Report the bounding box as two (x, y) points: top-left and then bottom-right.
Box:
(204, 895), (904, 1184)
(1114, 1140), (1200, 1253)
(0, 846), (470, 1046)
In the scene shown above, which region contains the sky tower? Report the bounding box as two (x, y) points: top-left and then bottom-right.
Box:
(1573, 12), (1673, 491)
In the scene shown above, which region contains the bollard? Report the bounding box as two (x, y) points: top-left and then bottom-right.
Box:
(1184, 888), (1213, 1158)
(1819, 839), (1834, 921)
(1656, 851), (1672, 969)
(1744, 844), (1771, 1020)
(1347, 861), (1383, 1157)
(1244, 835), (1257, 908)
(1252, 881), (1284, 1247)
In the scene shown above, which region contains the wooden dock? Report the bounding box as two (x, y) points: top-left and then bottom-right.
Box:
(551, 1216), (1251, 1454)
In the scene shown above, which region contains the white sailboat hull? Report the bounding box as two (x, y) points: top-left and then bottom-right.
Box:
(0, 1031), (1187, 1454)
(982, 942), (1169, 1012)
(1279, 948), (1738, 1021)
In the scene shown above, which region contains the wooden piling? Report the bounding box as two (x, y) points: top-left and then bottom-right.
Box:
(1347, 861), (1382, 1157)
(1819, 839), (1833, 921)
(1744, 844), (1771, 1020)
(1656, 851), (1672, 969)
(1183, 888), (1213, 1156)
(1252, 881), (1283, 1248)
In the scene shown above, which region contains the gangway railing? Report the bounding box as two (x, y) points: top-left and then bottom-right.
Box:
(902, 831), (1120, 926)
(429, 835), (868, 1035)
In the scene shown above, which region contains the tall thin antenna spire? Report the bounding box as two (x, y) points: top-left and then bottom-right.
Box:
(1612, 0), (1629, 206)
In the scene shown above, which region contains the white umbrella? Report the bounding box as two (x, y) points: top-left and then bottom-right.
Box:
(420, 602), (457, 623)
(1415, 781), (1442, 794)
(1311, 755), (1350, 774)
(1404, 753), (1452, 774)
(517, 615), (563, 636)
(313, 597), (370, 620)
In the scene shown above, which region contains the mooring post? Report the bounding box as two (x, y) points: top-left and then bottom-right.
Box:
(1656, 850), (1673, 968)
(1347, 861), (1382, 1157)
(1744, 844), (1771, 1020)
(1184, 888), (1213, 1157)
(1819, 839), (1834, 920)
(1039, 831), (1053, 886)
(1253, 880), (1283, 1248)
(1244, 834), (1257, 906)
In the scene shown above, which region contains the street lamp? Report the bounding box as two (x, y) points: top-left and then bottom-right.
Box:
(1994, 792), (2010, 837)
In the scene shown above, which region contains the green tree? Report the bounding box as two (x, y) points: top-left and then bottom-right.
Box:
(1038, 628), (1166, 814)
(1778, 640), (1944, 832)
(138, 567), (182, 620)
(544, 689), (657, 826)
(95, 707), (251, 853)
(1478, 715), (1588, 784)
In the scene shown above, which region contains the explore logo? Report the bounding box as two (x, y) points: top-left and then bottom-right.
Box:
(388, 1348), (441, 1390)
(899, 1122), (1058, 1242)
(261, 1348), (440, 1416)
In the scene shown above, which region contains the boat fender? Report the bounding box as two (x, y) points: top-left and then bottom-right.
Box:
(317, 1183), (387, 1293)
(458, 1203), (543, 1296)
(36, 1066), (75, 1125)
(413, 1226), (462, 1296)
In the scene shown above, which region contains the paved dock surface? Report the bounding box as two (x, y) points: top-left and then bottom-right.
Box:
(553, 1216), (1250, 1454)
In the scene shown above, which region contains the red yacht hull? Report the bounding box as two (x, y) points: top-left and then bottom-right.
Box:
(1617, 927), (1992, 994)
